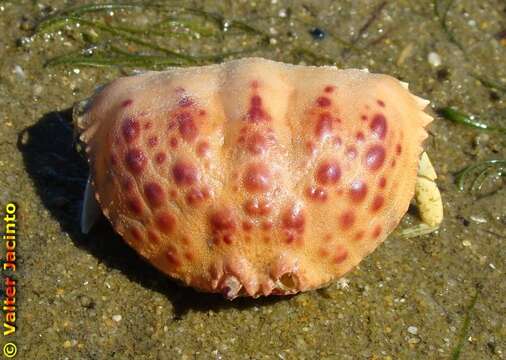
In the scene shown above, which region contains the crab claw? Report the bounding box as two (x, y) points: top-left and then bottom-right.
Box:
(399, 152), (443, 238)
(416, 152), (443, 227)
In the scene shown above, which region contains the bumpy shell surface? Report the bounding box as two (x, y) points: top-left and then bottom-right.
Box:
(79, 58), (432, 299)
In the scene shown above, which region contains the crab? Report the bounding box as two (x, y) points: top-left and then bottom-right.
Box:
(75, 57), (443, 299)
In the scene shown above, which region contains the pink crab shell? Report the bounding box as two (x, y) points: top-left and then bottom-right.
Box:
(79, 58), (432, 299)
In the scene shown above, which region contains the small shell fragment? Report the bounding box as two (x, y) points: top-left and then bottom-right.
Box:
(427, 52), (442, 67)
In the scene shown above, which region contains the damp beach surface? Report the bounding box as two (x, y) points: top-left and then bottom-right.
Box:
(0, 1), (505, 359)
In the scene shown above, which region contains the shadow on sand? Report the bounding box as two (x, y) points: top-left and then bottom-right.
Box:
(18, 108), (287, 318)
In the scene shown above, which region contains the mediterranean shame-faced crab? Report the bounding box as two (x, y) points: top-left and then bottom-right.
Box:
(75, 58), (443, 299)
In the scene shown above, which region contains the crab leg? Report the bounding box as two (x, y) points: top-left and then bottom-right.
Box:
(80, 175), (101, 234)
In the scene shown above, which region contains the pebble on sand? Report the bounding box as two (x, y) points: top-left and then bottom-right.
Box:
(427, 52), (442, 67)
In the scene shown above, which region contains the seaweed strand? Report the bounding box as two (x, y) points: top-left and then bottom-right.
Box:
(470, 73), (506, 93)
(450, 291), (479, 360)
(438, 107), (506, 134)
(34, 1), (360, 70)
(434, 0), (506, 93)
(342, 0), (387, 56)
(45, 53), (187, 68)
(36, 3), (153, 32)
(455, 160), (506, 192)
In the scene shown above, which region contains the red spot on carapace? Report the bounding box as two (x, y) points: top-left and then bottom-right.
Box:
(324, 85), (335, 93)
(144, 182), (165, 208)
(181, 235), (191, 245)
(176, 112), (198, 142)
(127, 197), (143, 215)
(169, 189), (177, 200)
(248, 95), (269, 122)
(306, 141), (316, 155)
(165, 247), (181, 267)
(315, 112), (333, 138)
(185, 187), (209, 206)
(148, 136), (159, 147)
(391, 158), (397, 168)
(223, 234), (233, 245)
(372, 225), (382, 238)
(184, 251), (194, 261)
(306, 186), (328, 202)
(316, 96), (331, 107)
(356, 131), (365, 142)
(246, 132), (270, 155)
(125, 148), (147, 174)
(251, 94), (261, 107)
(244, 198), (272, 216)
(354, 231), (365, 241)
(130, 227), (143, 242)
(178, 96), (194, 107)
(361, 114), (367, 121)
(333, 136), (342, 147)
(121, 99), (133, 108)
(371, 195), (385, 212)
(169, 189), (177, 199)
(339, 211), (355, 230)
(167, 120), (177, 131)
(122, 177), (133, 192)
(155, 152), (166, 164)
(242, 220), (253, 232)
(346, 146), (357, 160)
(147, 230), (160, 244)
(396, 143), (402, 155)
(197, 141), (210, 157)
(365, 145), (386, 171)
(251, 80), (259, 89)
(243, 163), (271, 192)
(262, 221), (273, 231)
(316, 161), (341, 185)
(319, 248), (329, 258)
(377, 99), (385, 107)
(379, 177), (387, 188)
(210, 208), (236, 233)
(286, 233), (299, 244)
(144, 121), (152, 130)
(370, 113), (387, 140)
(334, 246), (348, 264)
(122, 118), (140, 143)
(155, 211), (176, 234)
(170, 137), (178, 149)
(172, 160), (198, 186)
(282, 205), (305, 233)
(349, 180), (368, 203)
